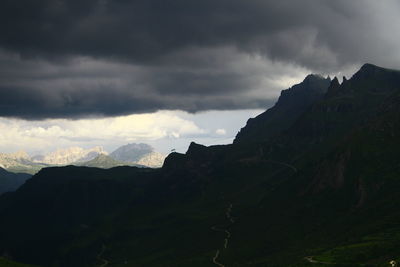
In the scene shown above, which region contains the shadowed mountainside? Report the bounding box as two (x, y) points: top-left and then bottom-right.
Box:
(0, 168), (31, 195)
(235, 74), (331, 144)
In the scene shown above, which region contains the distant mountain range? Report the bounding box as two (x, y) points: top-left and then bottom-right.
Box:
(0, 151), (49, 174)
(0, 143), (166, 175)
(110, 143), (165, 168)
(31, 146), (106, 165)
(2, 64), (400, 266)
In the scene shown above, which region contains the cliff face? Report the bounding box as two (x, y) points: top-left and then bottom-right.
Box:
(279, 64), (400, 149)
(235, 74), (331, 144)
(136, 152), (166, 168)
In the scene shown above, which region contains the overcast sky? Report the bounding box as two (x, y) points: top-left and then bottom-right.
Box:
(1, 0), (400, 155)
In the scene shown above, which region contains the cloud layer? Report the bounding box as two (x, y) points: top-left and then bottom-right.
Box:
(0, 109), (262, 154)
(0, 48), (302, 119)
(0, 0), (399, 119)
(0, 111), (203, 153)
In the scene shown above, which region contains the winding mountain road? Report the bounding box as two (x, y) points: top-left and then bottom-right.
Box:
(97, 244), (109, 267)
(211, 203), (235, 267)
(210, 159), (296, 266)
(304, 256), (335, 265)
(213, 250), (225, 267)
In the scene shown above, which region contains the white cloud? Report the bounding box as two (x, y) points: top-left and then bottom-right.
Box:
(0, 109), (266, 155)
(0, 111), (205, 154)
(215, 129), (226, 135)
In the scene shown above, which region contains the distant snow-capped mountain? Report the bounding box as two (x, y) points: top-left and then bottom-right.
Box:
(0, 151), (46, 174)
(110, 143), (165, 168)
(136, 151), (165, 168)
(32, 146), (107, 165)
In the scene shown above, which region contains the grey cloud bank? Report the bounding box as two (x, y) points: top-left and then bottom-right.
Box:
(0, 48), (295, 119)
(0, 0), (399, 119)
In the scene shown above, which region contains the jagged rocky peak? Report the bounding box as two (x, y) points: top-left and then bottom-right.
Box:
(304, 73), (331, 84)
(110, 143), (153, 162)
(343, 63), (400, 95)
(0, 151), (32, 169)
(110, 143), (165, 168)
(136, 152), (166, 168)
(0, 151), (30, 160)
(235, 73), (331, 143)
(304, 73), (329, 82)
(11, 151), (30, 159)
(276, 74), (331, 110)
(162, 142), (212, 171)
(187, 142), (206, 153)
(325, 76), (341, 97)
(185, 142), (210, 158)
(280, 74), (330, 97)
(331, 76), (340, 85)
(35, 146), (107, 165)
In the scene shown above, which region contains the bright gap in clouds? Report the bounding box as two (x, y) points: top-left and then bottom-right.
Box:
(0, 109), (264, 156)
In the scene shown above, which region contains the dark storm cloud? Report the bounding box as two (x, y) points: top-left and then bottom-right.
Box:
(2, 0), (397, 68)
(0, 49), (279, 119)
(0, 0), (399, 119)
(0, 82), (273, 119)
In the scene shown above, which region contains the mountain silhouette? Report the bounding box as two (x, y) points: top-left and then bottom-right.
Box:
(0, 168), (31, 195)
(235, 74), (331, 143)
